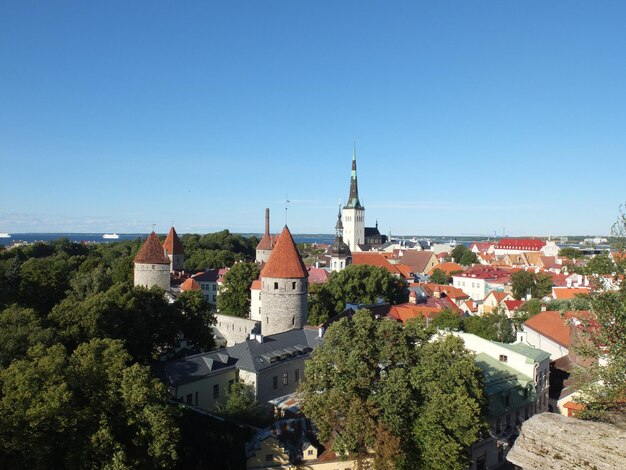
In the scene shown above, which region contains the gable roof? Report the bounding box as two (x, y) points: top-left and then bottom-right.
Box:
(192, 269), (219, 283)
(523, 310), (585, 347)
(261, 226), (308, 279)
(485, 291), (512, 303)
(134, 232), (170, 264)
(163, 226), (184, 255)
(496, 238), (546, 251)
(552, 287), (591, 300)
(428, 262), (464, 276)
(503, 299), (524, 311)
(351, 252), (406, 277)
(180, 278), (202, 292)
(398, 250), (436, 274)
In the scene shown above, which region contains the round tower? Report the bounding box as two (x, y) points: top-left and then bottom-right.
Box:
(163, 226), (184, 272)
(256, 208), (274, 263)
(260, 225), (308, 336)
(134, 231), (171, 291)
(330, 206), (351, 272)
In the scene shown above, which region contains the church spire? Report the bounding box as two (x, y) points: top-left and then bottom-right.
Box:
(344, 143), (364, 210)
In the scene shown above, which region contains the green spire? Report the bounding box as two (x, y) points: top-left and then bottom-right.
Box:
(344, 144), (364, 210)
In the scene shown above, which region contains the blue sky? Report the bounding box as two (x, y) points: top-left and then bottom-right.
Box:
(1, 1), (625, 237)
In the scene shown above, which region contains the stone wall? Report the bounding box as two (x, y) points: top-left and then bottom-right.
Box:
(134, 263), (170, 290)
(261, 276), (307, 336)
(256, 248), (272, 263)
(214, 314), (260, 347)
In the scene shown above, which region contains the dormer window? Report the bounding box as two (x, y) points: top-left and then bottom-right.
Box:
(499, 355), (508, 363)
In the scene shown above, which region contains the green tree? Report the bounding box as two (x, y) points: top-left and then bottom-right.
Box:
(559, 247), (583, 260)
(429, 308), (463, 331)
(511, 270), (534, 300)
(463, 313), (515, 343)
(585, 253), (615, 275)
(0, 305), (55, 369)
(532, 272), (554, 298)
(458, 250), (478, 266)
(429, 268), (449, 285)
(0, 339), (180, 469)
(449, 245), (468, 264)
(174, 290), (216, 351)
(301, 311), (487, 469)
(222, 381), (265, 424)
(217, 262), (260, 318)
(306, 265), (408, 325)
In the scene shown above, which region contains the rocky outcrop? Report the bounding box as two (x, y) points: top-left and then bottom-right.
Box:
(507, 413), (626, 470)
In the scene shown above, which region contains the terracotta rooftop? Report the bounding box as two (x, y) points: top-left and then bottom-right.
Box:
(553, 287), (592, 300)
(496, 238), (546, 251)
(523, 310), (587, 347)
(351, 252), (407, 277)
(180, 278), (201, 292)
(398, 250), (436, 274)
(428, 262), (464, 276)
(134, 232), (170, 264)
(260, 226), (308, 279)
(163, 226), (184, 255)
(256, 233), (277, 251)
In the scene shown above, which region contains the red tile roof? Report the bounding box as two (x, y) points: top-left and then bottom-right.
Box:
(351, 252), (406, 277)
(417, 283), (469, 300)
(256, 233), (276, 251)
(388, 299), (460, 324)
(134, 232), (170, 264)
(503, 300), (523, 311)
(523, 310), (587, 347)
(486, 291), (511, 303)
(428, 262), (464, 276)
(553, 287), (591, 300)
(251, 279), (262, 290)
(398, 250), (436, 274)
(180, 278), (201, 291)
(496, 238), (546, 251)
(260, 226), (308, 279)
(307, 267), (329, 284)
(163, 226), (184, 255)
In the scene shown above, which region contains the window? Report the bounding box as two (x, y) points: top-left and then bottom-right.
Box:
(499, 354), (508, 363)
(228, 379), (234, 393)
(292, 316), (295, 325)
(295, 368), (300, 382)
(186, 394), (193, 404)
(213, 384), (219, 399)
(283, 372), (288, 386)
(292, 281), (296, 289)
(273, 376), (278, 390)
(213, 284), (217, 291)
(496, 418), (501, 432)
(274, 282), (278, 290)
(195, 392), (198, 405)
(504, 394), (510, 407)
(265, 454), (273, 462)
(307, 449), (314, 456)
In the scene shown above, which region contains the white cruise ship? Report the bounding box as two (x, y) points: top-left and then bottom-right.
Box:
(102, 233), (119, 240)
(0, 232), (11, 238)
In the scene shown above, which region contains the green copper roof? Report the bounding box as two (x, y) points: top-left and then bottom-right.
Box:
(344, 147), (364, 210)
(495, 342), (551, 364)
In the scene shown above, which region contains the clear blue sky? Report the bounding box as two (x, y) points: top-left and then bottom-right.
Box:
(1, 1), (625, 237)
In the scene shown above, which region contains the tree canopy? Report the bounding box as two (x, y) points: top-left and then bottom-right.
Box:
(301, 310), (487, 469)
(429, 268), (449, 285)
(511, 271), (554, 300)
(217, 261), (260, 318)
(307, 264), (408, 326)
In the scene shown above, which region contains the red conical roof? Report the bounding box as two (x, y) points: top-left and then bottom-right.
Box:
(260, 226), (308, 279)
(163, 226), (184, 255)
(134, 232), (170, 264)
(180, 278), (201, 292)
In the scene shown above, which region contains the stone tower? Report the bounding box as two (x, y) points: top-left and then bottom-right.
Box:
(163, 226), (184, 272)
(256, 208), (274, 263)
(330, 206), (351, 272)
(342, 146), (365, 251)
(260, 225), (308, 336)
(134, 231), (171, 290)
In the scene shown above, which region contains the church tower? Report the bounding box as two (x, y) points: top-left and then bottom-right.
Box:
(260, 225), (308, 336)
(134, 232), (171, 291)
(342, 146), (365, 251)
(163, 226), (184, 272)
(330, 206), (351, 272)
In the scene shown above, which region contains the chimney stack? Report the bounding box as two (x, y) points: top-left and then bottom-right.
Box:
(265, 208), (270, 237)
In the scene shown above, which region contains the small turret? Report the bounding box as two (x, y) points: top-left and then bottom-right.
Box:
(163, 226), (184, 272)
(330, 206), (351, 272)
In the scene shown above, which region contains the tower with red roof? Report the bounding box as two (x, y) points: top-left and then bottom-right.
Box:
(163, 226), (184, 272)
(256, 208), (275, 263)
(133, 231), (171, 291)
(260, 225), (308, 336)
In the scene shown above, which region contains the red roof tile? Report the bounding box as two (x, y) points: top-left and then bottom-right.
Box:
(134, 232), (170, 264)
(523, 310), (588, 347)
(352, 252), (406, 277)
(428, 262), (464, 276)
(553, 287), (591, 300)
(496, 238), (546, 251)
(180, 278), (201, 291)
(260, 226), (308, 279)
(163, 226), (184, 255)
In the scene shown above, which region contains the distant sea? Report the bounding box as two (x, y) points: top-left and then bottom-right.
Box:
(0, 233), (337, 247)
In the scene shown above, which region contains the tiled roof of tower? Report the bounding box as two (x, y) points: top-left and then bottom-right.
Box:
(256, 233), (274, 250)
(181, 278), (201, 291)
(134, 232), (170, 264)
(261, 226), (308, 279)
(163, 226), (184, 255)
